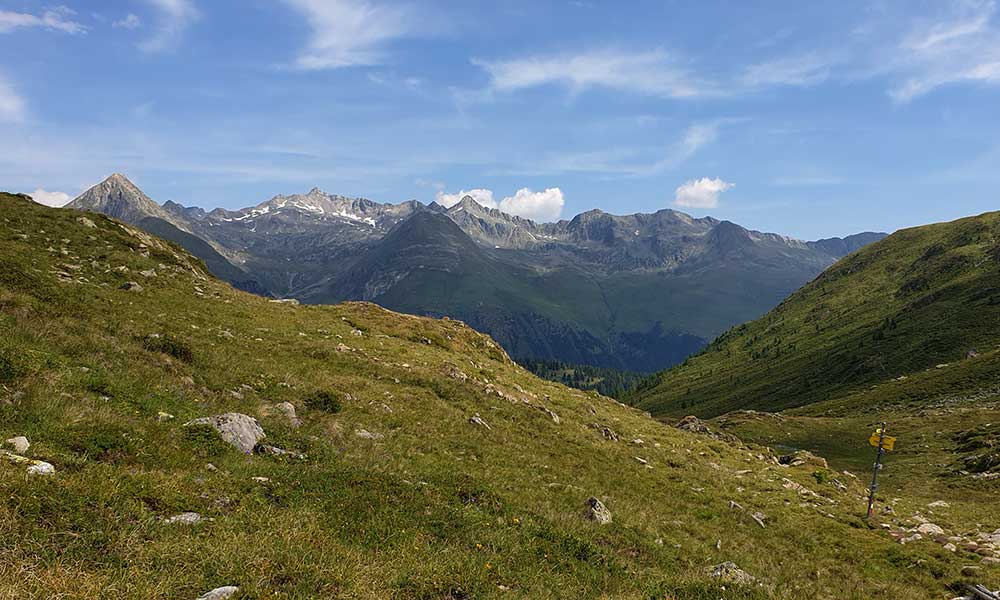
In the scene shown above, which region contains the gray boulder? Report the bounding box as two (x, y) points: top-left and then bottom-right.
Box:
(185, 413), (265, 454)
(5, 436), (29, 454)
(196, 586), (239, 600)
(275, 402), (301, 428)
(584, 497), (612, 524)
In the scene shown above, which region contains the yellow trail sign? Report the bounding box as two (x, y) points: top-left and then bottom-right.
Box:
(869, 434), (896, 451)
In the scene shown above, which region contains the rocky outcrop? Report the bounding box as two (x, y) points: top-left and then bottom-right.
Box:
(185, 413), (265, 454)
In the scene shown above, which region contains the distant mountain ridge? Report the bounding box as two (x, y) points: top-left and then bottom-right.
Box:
(66, 173), (887, 371)
(629, 210), (1000, 417)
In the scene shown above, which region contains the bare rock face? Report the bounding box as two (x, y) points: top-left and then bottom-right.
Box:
(584, 497), (612, 524)
(185, 413), (265, 454)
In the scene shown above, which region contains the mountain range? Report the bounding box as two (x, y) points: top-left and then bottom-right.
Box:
(68, 173), (885, 372)
(630, 209), (1000, 417)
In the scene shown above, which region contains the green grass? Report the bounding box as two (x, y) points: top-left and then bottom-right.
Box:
(0, 194), (994, 598)
(630, 211), (1000, 418)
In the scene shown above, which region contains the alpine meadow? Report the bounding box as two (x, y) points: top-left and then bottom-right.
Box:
(3, 1), (1000, 599)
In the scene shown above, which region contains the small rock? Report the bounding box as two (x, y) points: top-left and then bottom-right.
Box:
(139, 269), (157, 278)
(355, 429), (384, 440)
(943, 543), (957, 552)
(164, 512), (203, 525)
(927, 500), (950, 508)
(778, 450), (828, 469)
(258, 445), (306, 460)
(584, 497), (612, 524)
(157, 411), (175, 422)
(707, 561), (757, 585)
(5, 436), (29, 454)
(251, 476), (270, 483)
(469, 414), (492, 430)
(275, 402), (301, 428)
(983, 556), (1000, 565)
(26, 461), (55, 475)
(916, 523), (945, 537)
(76, 216), (97, 228)
(196, 586), (239, 600)
(184, 413), (265, 454)
(120, 281), (143, 292)
(351, 329), (363, 337)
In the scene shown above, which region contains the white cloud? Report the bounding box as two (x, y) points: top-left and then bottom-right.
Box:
(435, 188), (496, 208)
(0, 6), (85, 34)
(673, 177), (734, 209)
(435, 187), (564, 221)
(499, 187), (565, 222)
(0, 74), (25, 122)
(140, 0), (199, 53)
(473, 49), (707, 98)
(114, 14), (143, 30)
(29, 188), (72, 207)
(281, 0), (409, 69)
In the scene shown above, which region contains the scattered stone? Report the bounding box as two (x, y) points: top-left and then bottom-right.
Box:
(258, 444), (306, 460)
(468, 414), (492, 430)
(915, 523), (946, 537)
(707, 561), (757, 585)
(196, 586), (239, 600)
(351, 329), (363, 337)
(2, 450), (54, 475)
(76, 216), (97, 228)
(928, 500), (950, 508)
(139, 269), (157, 278)
(120, 281), (143, 292)
(750, 511), (767, 528)
(589, 423), (619, 442)
(275, 402), (301, 428)
(251, 476), (270, 483)
(269, 298), (299, 305)
(535, 405), (560, 424)
(355, 429), (384, 440)
(676, 415), (711, 434)
(983, 557), (1000, 565)
(584, 497), (612, 524)
(157, 411), (175, 422)
(184, 413), (265, 454)
(205, 463), (218, 472)
(634, 456), (649, 465)
(27, 461), (55, 475)
(944, 543), (957, 552)
(778, 450), (828, 469)
(163, 512), (203, 525)
(5, 436), (29, 454)
(444, 366), (468, 381)
(631, 438), (644, 445)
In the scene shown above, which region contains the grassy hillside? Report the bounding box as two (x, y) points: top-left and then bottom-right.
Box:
(0, 194), (993, 598)
(631, 211), (1000, 418)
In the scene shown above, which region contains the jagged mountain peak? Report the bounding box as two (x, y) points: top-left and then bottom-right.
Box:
(68, 172), (176, 226)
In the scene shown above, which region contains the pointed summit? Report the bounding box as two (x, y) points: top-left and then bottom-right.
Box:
(68, 173), (175, 225)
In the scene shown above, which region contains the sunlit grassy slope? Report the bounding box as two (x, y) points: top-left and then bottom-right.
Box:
(630, 211), (1000, 418)
(0, 194), (991, 599)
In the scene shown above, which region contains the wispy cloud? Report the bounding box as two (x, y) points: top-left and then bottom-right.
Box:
(473, 49), (709, 98)
(281, 0), (410, 69)
(140, 0), (199, 53)
(0, 74), (25, 122)
(0, 6), (85, 34)
(742, 53), (839, 87)
(113, 14), (143, 30)
(890, 0), (1000, 102)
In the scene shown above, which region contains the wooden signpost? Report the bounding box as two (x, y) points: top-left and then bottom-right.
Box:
(866, 423), (894, 521)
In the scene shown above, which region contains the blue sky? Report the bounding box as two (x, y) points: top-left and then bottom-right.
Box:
(3, 0), (1000, 239)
